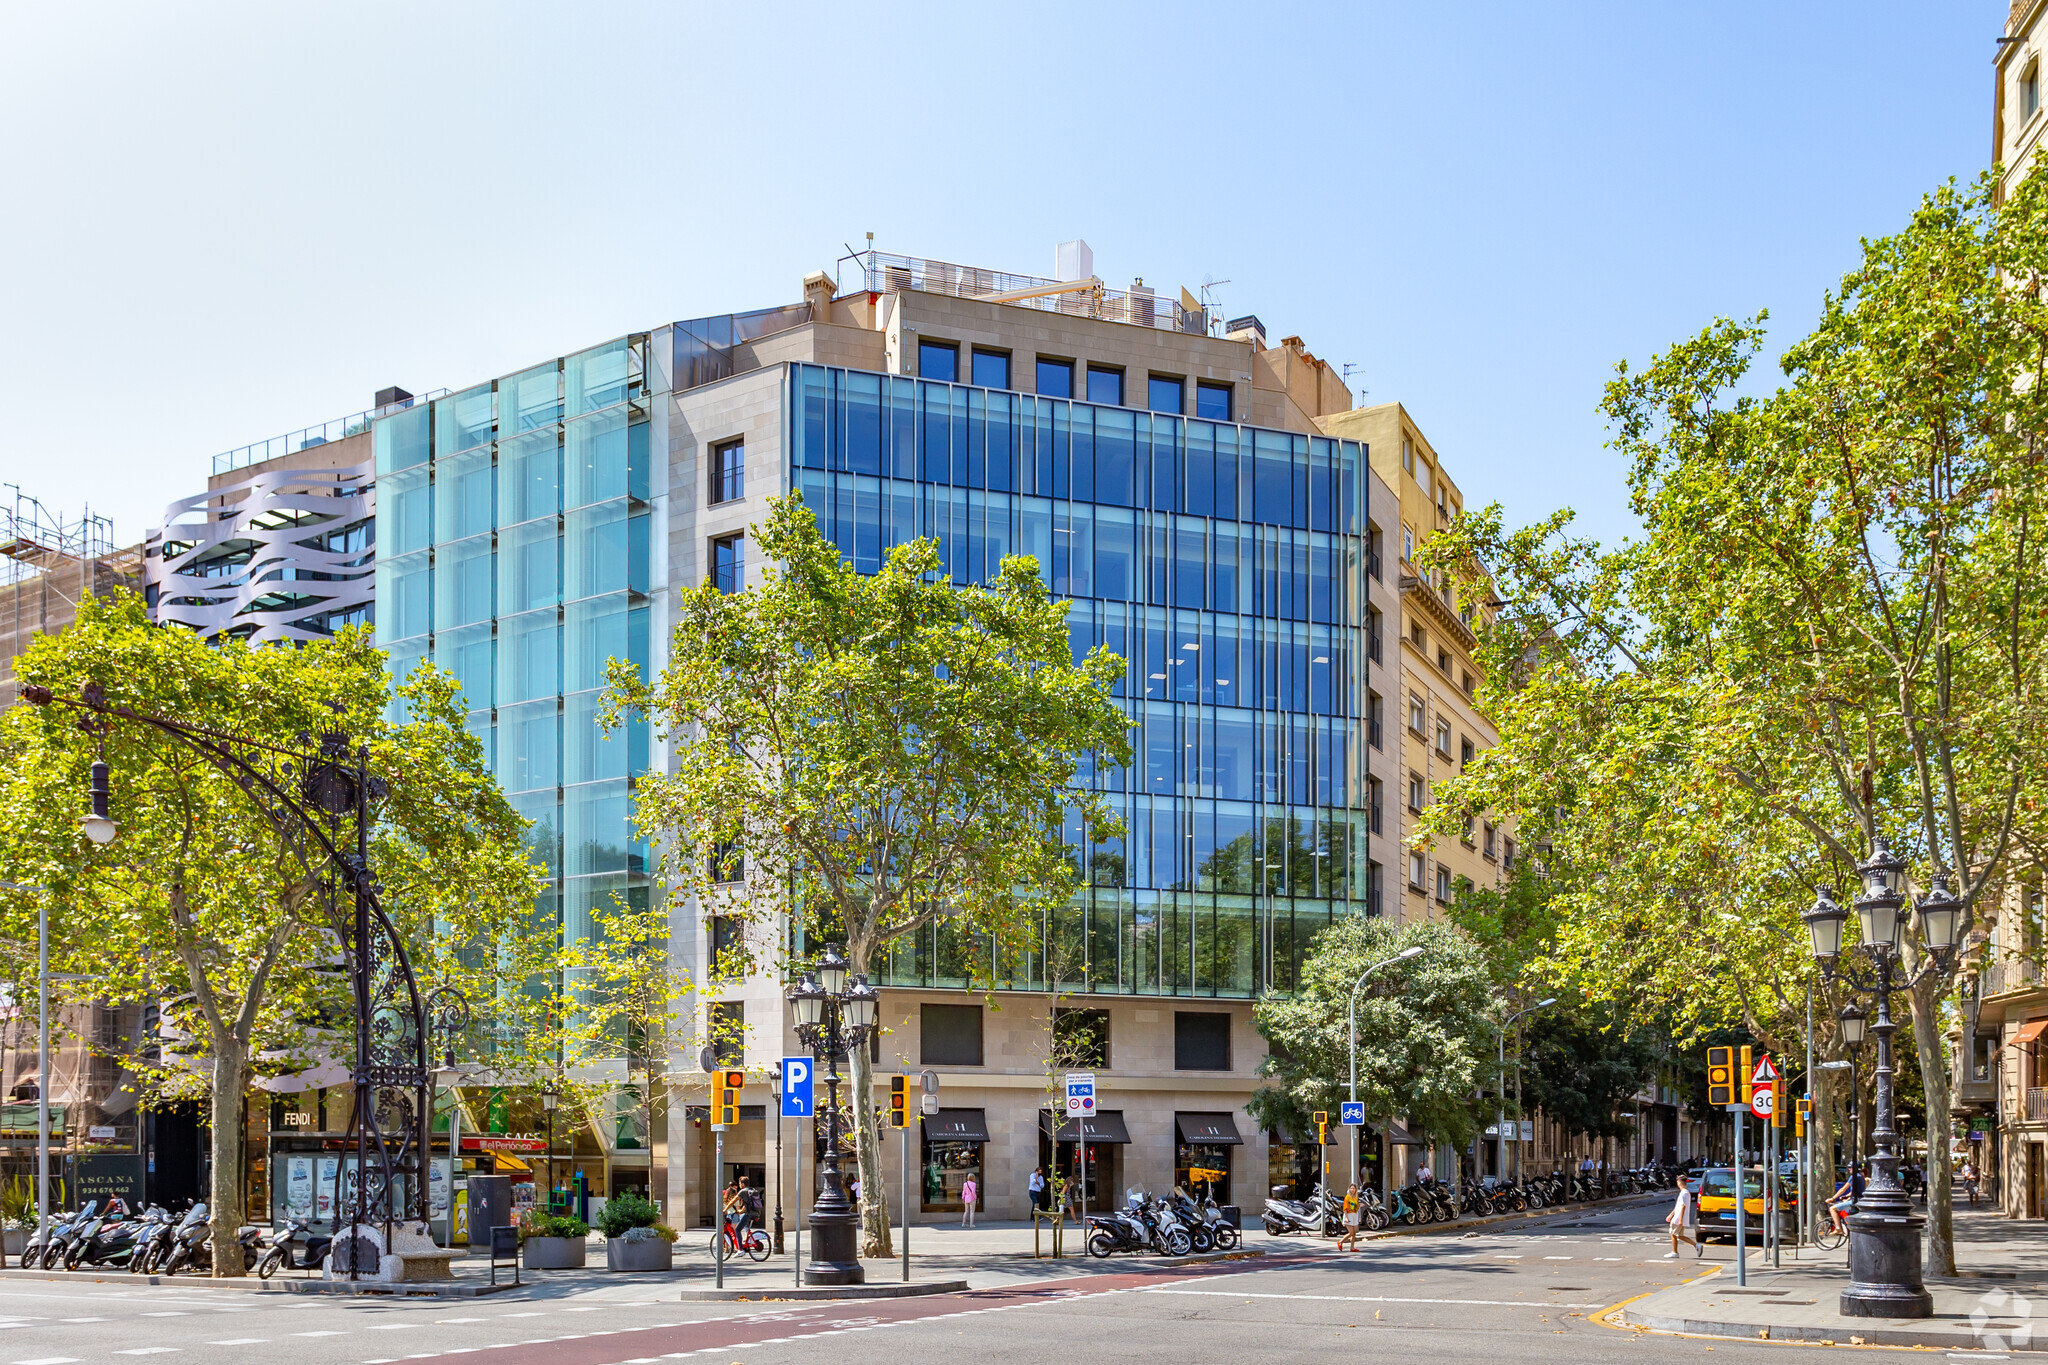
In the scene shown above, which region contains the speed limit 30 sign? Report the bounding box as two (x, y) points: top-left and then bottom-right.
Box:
(1750, 1087), (1776, 1121)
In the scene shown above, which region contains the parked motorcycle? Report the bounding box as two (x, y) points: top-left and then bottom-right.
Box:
(255, 1218), (333, 1279)
(1261, 1183), (1337, 1237)
(19, 1201), (94, 1270)
(1084, 1205), (1153, 1257)
(162, 1203), (258, 1276)
(66, 1199), (156, 1270)
(130, 1205), (184, 1274)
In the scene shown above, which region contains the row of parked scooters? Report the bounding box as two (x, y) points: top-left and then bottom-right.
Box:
(19, 1199), (333, 1278)
(1261, 1162), (1677, 1237)
(1085, 1188), (1242, 1258)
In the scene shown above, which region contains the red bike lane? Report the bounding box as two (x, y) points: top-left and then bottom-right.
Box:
(476, 1255), (1283, 1365)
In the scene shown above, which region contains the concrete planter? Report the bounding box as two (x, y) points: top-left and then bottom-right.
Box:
(522, 1236), (587, 1270)
(2, 1229), (24, 1257)
(606, 1237), (673, 1272)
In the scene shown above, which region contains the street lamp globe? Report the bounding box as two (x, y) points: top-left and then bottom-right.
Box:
(1803, 887), (1847, 961)
(789, 975), (826, 1029)
(1915, 875), (1963, 954)
(840, 976), (879, 1031)
(79, 813), (117, 846)
(1839, 1001), (1868, 1049)
(1535, 996), (1558, 1009)
(816, 945), (850, 997)
(80, 759), (117, 845)
(1861, 836), (1907, 898)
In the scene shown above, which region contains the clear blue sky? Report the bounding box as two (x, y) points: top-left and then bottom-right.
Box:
(0, 2), (2000, 551)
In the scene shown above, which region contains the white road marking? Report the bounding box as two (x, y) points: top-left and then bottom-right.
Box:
(140, 1313), (189, 1317)
(202, 1341), (267, 1347)
(114, 1352), (180, 1358)
(1141, 1288), (1606, 1309)
(290, 1331), (344, 1337)
(1543, 1255), (1572, 1260)
(13, 1357), (80, 1365)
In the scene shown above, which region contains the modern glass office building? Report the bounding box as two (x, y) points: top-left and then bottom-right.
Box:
(785, 364), (1373, 999)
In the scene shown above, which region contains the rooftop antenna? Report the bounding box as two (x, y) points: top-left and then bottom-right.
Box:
(1341, 363), (1368, 406)
(1198, 275), (1231, 335)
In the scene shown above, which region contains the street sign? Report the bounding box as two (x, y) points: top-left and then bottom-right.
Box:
(1065, 1072), (1096, 1118)
(1340, 1101), (1365, 1126)
(1519, 1120), (1534, 1141)
(1750, 1054), (1781, 1085)
(1750, 1087), (1776, 1121)
(780, 1056), (814, 1118)
(920, 1092), (938, 1116)
(920, 1069), (939, 1094)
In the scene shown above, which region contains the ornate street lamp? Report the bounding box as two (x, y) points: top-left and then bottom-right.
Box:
(786, 950), (881, 1285)
(1808, 839), (1962, 1320)
(1838, 1002), (1866, 1174)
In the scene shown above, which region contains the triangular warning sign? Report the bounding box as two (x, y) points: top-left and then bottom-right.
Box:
(1751, 1053), (1780, 1084)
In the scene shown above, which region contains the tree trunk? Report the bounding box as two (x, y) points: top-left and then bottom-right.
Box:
(846, 1035), (892, 1258)
(1810, 1063), (1836, 1227)
(1908, 980), (1956, 1276)
(209, 1044), (247, 1277)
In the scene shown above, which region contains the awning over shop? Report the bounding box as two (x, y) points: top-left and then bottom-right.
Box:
(1384, 1121), (1426, 1147)
(922, 1109), (989, 1143)
(463, 1135), (547, 1154)
(0, 1104), (64, 1140)
(492, 1152), (532, 1172)
(2012, 1019), (2048, 1049)
(1039, 1109), (1132, 1144)
(1175, 1112), (1244, 1145)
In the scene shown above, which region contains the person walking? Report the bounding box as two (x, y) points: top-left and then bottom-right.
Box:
(1028, 1166), (1046, 1213)
(960, 1174), (979, 1228)
(1962, 1161), (1979, 1207)
(1336, 1184), (1363, 1252)
(1664, 1179), (1700, 1258)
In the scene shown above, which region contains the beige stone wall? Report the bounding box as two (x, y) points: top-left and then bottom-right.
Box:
(1998, 1), (2048, 201)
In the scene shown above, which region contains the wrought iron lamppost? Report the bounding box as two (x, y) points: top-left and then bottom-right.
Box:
(1801, 839), (1963, 1319)
(1838, 1002), (1867, 1175)
(786, 946), (880, 1286)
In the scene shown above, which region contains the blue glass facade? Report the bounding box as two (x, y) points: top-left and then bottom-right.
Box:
(787, 364), (1372, 999)
(373, 337), (655, 962)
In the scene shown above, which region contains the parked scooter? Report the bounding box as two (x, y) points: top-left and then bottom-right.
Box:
(255, 1218), (333, 1279)
(1144, 1194), (1193, 1256)
(19, 1201), (94, 1270)
(130, 1205), (185, 1274)
(163, 1203), (262, 1277)
(66, 1199), (155, 1270)
(1084, 1203), (1152, 1257)
(1261, 1183), (1337, 1237)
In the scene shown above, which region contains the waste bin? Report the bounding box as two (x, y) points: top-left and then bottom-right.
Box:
(468, 1174), (511, 1251)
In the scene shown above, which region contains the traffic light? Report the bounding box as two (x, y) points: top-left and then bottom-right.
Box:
(1313, 1110), (1329, 1145)
(1740, 1045), (1755, 1105)
(1707, 1047), (1734, 1107)
(712, 1068), (745, 1126)
(1796, 1095), (1810, 1136)
(1772, 1078), (1786, 1129)
(889, 1075), (909, 1128)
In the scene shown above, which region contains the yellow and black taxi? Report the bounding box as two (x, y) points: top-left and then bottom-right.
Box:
(1694, 1166), (1797, 1241)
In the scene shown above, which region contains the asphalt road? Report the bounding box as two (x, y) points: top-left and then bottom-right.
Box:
(0, 1204), (1862, 1364)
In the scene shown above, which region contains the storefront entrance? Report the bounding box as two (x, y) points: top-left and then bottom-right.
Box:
(1038, 1109), (1131, 1215)
(1173, 1113), (1243, 1205)
(921, 1110), (988, 1212)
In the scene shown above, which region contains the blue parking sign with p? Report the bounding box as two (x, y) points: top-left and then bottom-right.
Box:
(781, 1057), (814, 1117)
(1340, 1102), (1365, 1126)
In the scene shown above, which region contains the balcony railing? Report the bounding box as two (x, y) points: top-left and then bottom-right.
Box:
(1983, 957), (2043, 998)
(213, 389), (448, 475)
(2029, 1087), (2047, 1123)
(849, 251), (1208, 335)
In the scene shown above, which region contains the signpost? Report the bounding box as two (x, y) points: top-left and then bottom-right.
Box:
(782, 1057), (812, 1285)
(1066, 1072), (1095, 1221)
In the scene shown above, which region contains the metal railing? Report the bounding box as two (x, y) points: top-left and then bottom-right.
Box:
(212, 390), (449, 475)
(2028, 1087), (2047, 1123)
(848, 251), (1208, 335)
(1982, 956), (2042, 998)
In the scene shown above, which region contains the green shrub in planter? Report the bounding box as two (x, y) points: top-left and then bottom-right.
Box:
(597, 1189), (660, 1240)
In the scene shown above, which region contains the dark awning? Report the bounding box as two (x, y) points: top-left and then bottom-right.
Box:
(1039, 1109), (1132, 1144)
(1384, 1120), (1426, 1147)
(922, 1109), (989, 1143)
(1175, 1112), (1244, 1145)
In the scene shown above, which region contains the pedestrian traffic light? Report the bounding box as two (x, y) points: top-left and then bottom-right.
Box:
(712, 1068), (744, 1126)
(889, 1075), (909, 1128)
(1771, 1078), (1786, 1129)
(1313, 1110), (1328, 1145)
(1740, 1045), (1755, 1104)
(1707, 1047), (1734, 1107)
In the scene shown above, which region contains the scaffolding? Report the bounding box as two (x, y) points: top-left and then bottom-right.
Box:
(0, 489), (140, 706)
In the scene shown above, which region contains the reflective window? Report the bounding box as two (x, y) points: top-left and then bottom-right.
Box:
(1036, 358), (1073, 398)
(435, 385), (494, 454)
(1148, 375), (1184, 415)
(434, 535), (494, 627)
(379, 466), (432, 556)
(712, 532), (744, 593)
(498, 519), (561, 614)
(565, 503), (646, 600)
(566, 411), (645, 508)
(565, 595), (646, 692)
(1087, 366), (1124, 406)
(435, 448), (494, 542)
(565, 338), (632, 416)
(374, 405), (429, 474)
(971, 349), (1011, 390)
(711, 438), (745, 505)
(918, 340), (958, 381)
(498, 610), (560, 704)
(1196, 382), (1232, 422)
(501, 363), (560, 434)
(499, 430), (560, 526)
(374, 552), (431, 642)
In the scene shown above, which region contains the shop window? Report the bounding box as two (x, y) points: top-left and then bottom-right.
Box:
(918, 340), (958, 381)
(1174, 1011), (1231, 1071)
(1053, 1008), (1110, 1068)
(1175, 1114), (1240, 1202)
(920, 1003), (984, 1066)
(920, 1111), (987, 1211)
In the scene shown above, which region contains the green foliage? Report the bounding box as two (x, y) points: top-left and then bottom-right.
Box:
(1517, 1006), (1665, 1144)
(609, 494), (1131, 1256)
(519, 1209), (589, 1240)
(595, 1188), (660, 1238)
(1419, 165), (2048, 1271)
(1250, 915), (1495, 1151)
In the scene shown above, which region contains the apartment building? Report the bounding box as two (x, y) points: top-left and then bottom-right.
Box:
(360, 241), (1398, 1226)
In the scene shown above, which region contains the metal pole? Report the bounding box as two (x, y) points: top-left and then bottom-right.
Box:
(900, 1121), (909, 1282)
(1349, 992), (1359, 1194)
(448, 1084), (462, 1246)
(1496, 1028), (1507, 1186)
(1735, 1105), (1746, 1287)
(773, 1079), (784, 1255)
(37, 896), (49, 1244)
(714, 1126), (725, 1289)
(793, 1112), (803, 1289)
(1804, 981), (1813, 1249)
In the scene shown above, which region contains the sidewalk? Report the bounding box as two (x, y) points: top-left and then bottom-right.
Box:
(1615, 1204), (2048, 1350)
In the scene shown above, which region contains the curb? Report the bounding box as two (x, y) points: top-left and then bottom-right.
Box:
(0, 1267), (521, 1297)
(678, 1278), (971, 1302)
(1615, 1268), (2037, 1351)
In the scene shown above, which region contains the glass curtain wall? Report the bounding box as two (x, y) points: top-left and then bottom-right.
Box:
(374, 338), (654, 1055)
(787, 364), (1371, 999)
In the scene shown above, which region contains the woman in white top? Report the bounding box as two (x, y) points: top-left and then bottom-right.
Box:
(1665, 1180), (1701, 1258)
